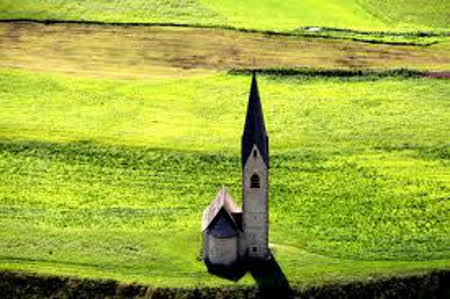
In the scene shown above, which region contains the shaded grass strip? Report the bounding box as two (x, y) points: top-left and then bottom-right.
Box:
(228, 68), (429, 79)
(1, 270), (449, 298)
(298, 26), (450, 37)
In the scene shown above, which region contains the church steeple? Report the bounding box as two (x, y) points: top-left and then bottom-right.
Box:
(241, 72), (270, 260)
(201, 71), (270, 267)
(242, 72), (269, 168)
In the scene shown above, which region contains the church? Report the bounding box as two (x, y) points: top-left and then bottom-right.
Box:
(202, 72), (269, 266)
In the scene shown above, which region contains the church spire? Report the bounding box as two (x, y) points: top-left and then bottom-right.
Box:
(242, 72), (269, 168)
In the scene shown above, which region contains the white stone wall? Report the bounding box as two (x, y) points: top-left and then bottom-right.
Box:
(207, 235), (238, 266)
(238, 230), (247, 258)
(243, 145), (269, 259)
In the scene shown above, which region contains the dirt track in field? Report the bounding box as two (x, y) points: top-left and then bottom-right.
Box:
(0, 22), (449, 79)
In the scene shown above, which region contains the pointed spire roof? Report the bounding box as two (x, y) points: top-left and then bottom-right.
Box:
(242, 72), (269, 167)
(243, 72), (267, 137)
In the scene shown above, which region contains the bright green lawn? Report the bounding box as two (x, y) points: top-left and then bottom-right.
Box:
(201, 0), (383, 31)
(361, 0), (450, 30)
(0, 0), (449, 31)
(0, 0), (222, 25)
(0, 69), (449, 287)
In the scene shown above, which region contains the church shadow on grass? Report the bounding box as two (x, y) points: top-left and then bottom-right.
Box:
(206, 254), (292, 298)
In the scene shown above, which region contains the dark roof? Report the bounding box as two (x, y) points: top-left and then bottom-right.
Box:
(242, 72), (269, 168)
(202, 188), (242, 232)
(207, 208), (239, 238)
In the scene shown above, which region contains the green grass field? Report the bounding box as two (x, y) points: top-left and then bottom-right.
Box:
(1, 0), (449, 31)
(0, 0), (449, 293)
(0, 69), (449, 287)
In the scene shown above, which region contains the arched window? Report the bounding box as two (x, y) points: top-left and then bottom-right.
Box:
(250, 173), (260, 188)
(253, 149), (257, 158)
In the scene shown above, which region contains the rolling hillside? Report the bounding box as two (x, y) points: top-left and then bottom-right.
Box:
(0, 69), (449, 288)
(0, 0), (449, 295)
(0, 0), (449, 31)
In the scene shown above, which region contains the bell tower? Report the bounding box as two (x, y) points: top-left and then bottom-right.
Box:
(242, 72), (269, 260)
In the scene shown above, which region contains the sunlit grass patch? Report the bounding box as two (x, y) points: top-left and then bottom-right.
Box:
(1, 0), (449, 31)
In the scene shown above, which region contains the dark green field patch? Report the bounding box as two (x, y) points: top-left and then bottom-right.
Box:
(1, 270), (450, 298)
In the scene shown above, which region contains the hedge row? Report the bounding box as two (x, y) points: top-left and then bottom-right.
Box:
(1, 270), (449, 298)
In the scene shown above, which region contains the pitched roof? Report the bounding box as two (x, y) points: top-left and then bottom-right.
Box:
(242, 72), (269, 168)
(201, 187), (241, 232)
(207, 208), (239, 238)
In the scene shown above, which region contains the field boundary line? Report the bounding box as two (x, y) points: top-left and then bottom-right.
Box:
(0, 18), (447, 47)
